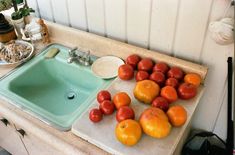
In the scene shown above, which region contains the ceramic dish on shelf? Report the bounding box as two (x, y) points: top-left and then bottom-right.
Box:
(91, 55), (124, 79)
(0, 40), (34, 68)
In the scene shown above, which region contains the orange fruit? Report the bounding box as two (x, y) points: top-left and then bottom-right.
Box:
(139, 107), (171, 138)
(160, 86), (178, 103)
(184, 73), (201, 87)
(113, 92), (131, 109)
(115, 119), (142, 146)
(167, 105), (187, 127)
(133, 80), (160, 104)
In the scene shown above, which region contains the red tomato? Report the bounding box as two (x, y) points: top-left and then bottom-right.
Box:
(160, 86), (178, 103)
(178, 83), (197, 99)
(167, 67), (184, 81)
(116, 106), (135, 122)
(97, 90), (111, 103)
(118, 64), (134, 80)
(153, 62), (169, 74)
(137, 58), (154, 72)
(126, 54), (141, 69)
(149, 71), (165, 86)
(165, 78), (179, 88)
(99, 100), (115, 115)
(135, 71), (149, 82)
(151, 97), (169, 112)
(89, 108), (103, 123)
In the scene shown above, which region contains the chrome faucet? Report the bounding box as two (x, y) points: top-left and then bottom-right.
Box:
(67, 47), (92, 66)
(67, 47), (80, 63)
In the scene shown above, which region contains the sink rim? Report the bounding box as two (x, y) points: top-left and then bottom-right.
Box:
(0, 43), (113, 131)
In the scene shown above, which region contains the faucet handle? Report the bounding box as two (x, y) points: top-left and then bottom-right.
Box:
(68, 47), (77, 57)
(83, 50), (90, 58)
(82, 50), (92, 66)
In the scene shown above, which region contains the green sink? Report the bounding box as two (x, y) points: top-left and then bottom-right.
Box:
(0, 44), (112, 130)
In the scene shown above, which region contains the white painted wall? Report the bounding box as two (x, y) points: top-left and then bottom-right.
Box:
(28, 0), (234, 141)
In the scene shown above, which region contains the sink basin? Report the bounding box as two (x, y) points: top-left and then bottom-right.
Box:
(0, 44), (112, 130)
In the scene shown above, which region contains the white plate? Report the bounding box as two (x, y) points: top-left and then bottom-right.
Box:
(91, 56), (124, 79)
(0, 40), (34, 68)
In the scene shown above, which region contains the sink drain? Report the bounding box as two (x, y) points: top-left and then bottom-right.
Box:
(66, 91), (77, 100)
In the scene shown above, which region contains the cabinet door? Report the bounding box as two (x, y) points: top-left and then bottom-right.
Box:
(15, 125), (64, 155)
(0, 117), (28, 155)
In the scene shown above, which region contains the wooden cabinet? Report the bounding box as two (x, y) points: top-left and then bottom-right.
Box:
(0, 115), (64, 155)
(0, 116), (28, 155)
(14, 124), (64, 155)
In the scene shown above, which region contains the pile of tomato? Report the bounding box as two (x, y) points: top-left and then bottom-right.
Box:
(89, 91), (134, 123)
(120, 55), (201, 103)
(89, 54), (202, 146)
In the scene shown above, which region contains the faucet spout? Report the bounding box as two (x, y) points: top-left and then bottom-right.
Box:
(67, 47), (92, 66)
(68, 47), (78, 57)
(67, 57), (75, 63)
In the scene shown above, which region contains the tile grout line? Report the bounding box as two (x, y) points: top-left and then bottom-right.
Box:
(84, 0), (89, 32)
(125, 0), (128, 43)
(103, 0), (107, 37)
(212, 77), (228, 131)
(35, 0), (41, 18)
(49, 0), (55, 23)
(147, 0), (153, 50)
(171, 0), (181, 57)
(198, 0), (215, 64)
(65, 0), (71, 27)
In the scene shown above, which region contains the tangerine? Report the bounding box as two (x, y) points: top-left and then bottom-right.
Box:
(184, 73), (201, 87)
(167, 105), (187, 127)
(115, 119), (142, 146)
(139, 107), (171, 138)
(113, 92), (131, 109)
(160, 86), (178, 103)
(134, 80), (160, 104)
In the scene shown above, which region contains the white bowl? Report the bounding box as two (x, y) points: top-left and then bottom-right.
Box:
(91, 56), (124, 79)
